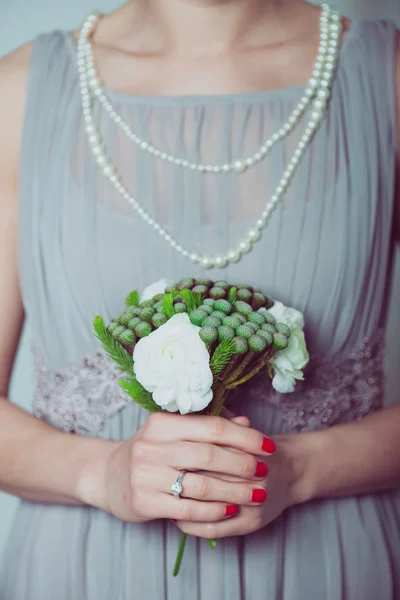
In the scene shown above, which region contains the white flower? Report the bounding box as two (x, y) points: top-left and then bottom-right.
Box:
(133, 313), (213, 414)
(141, 278), (174, 303)
(268, 301), (309, 394)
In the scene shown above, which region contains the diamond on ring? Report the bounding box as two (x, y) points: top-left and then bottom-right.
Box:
(171, 471), (186, 498)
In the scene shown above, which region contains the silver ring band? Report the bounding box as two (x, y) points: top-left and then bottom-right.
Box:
(171, 470), (186, 498)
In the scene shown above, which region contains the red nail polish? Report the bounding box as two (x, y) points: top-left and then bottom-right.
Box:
(225, 505), (239, 517)
(262, 437), (276, 454)
(255, 461), (268, 477)
(251, 489), (267, 503)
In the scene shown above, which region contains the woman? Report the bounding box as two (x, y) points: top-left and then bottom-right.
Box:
(0, 0), (399, 598)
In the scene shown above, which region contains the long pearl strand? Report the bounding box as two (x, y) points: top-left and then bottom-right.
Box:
(77, 7), (342, 269)
(80, 3), (336, 175)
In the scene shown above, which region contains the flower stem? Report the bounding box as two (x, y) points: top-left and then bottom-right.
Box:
(173, 533), (188, 577)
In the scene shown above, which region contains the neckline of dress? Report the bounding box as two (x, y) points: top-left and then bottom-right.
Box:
(63, 18), (361, 106)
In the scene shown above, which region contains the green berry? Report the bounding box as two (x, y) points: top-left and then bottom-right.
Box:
(214, 280), (229, 290)
(112, 325), (125, 340)
(165, 285), (178, 294)
(173, 294), (183, 304)
(237, 288), (253, 303)
(120, 329), (136, 345)
(273, 332), (289, 350)
(211, 310), (227, 321)
(275, 323), (291, 337)
(200, 304), (213, 315)
(151, 313), (168, 328)
(257, 330), (273, 346)
(203, 315), (222, 328)
(195, 278), (213, 288)
(218, 325), (235, 341)
(231, 312), (247, 324)
(174, 302), (187, 313)
(177, 278), (195, 290)
(141, 307), (157, 321)
(119, 313), (132, 326)
(237, 284), (254, 292)
(248, 312), (265, 326)
(258, 308), (276, 325)
(190, 309), (208, 326)
(153, 300), (164, 311)
(125, 305), (139, 317)
(203, 298), (216, 306)
(251, 292), (267, 310)
(152, 293), (164, 302)
(248, 334), (268, 352)
(107, 322), (119, 334)
(262, 323), (277, 335)
(128, 306), (143, 317)
(135, 321), (153, 338)
(128, 317), (141, 330)
(246, 322), (259, 333)
(213, 299), (232, 314)
(222, 315), (242, 329)
(236, 324), (254, 339)
(140, 299), (156, 308)
(199, 325), (218, 345)
(234, 301), (253, 317)
(209, 287), (226, 300)
(231, 336), (249, 354)
(192, 284), (208, 297)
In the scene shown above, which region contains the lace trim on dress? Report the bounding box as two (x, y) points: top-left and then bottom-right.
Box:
(32, 329), (386, 435)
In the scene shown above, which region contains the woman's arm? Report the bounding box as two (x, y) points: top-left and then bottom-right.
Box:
(293, 403), (400, 504)
(0, 45), (119, 507)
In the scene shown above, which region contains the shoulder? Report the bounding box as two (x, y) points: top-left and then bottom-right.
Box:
(0, 42), (33, 185)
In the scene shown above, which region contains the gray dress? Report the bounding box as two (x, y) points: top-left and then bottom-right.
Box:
(1, 18), (400, 600)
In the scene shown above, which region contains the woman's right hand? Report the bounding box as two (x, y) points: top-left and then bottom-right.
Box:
(101, 412), (275, 524)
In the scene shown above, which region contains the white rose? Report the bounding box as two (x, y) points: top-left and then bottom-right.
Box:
(141, 278), (174, 303)
(268, 301), (309, 394)
(133, 313), (213, 414)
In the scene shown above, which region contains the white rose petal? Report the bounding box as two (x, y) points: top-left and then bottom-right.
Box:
(133, 313), (213, 414)
(141, 278), (174, 303)
(268, 302), (309, 394)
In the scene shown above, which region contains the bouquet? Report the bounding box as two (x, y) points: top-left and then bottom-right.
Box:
(93, 277), (309, 575)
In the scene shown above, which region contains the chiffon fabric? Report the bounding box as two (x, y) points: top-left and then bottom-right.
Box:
(1, 19), (400, 600)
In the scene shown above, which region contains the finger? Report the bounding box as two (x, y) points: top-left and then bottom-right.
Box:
(154, 495), (240, 522)
(162, 467), (267, 505)
(230, 416), (251, 427)
(143, 413), (276, 456)
(176, 512), (254, 539)
(156, 441), (266, 480)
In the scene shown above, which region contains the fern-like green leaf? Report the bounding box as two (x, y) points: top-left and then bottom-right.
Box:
(93, 316), (134, 376)
(180, 289), (197, 314)
(228, 287), (237, 304)
(125, 290), (140, 307)
(118, 377), (162, 413)
(210, 339), (237, 376)
(193, 293), (204, 308)
(162, 294), (175, 318)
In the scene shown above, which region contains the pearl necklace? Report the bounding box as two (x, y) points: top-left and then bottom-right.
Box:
(77, 7), (342, 269)
(79, 3), (338, 175)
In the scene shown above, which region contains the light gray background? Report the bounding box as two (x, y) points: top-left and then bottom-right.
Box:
(0, 0), (399, 564)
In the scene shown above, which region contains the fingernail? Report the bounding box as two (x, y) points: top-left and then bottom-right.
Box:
(255, 461), (268, 477)
(225, 505), (239, 517)
(252, 489), (267, 503)
(262, 437), (276, 454)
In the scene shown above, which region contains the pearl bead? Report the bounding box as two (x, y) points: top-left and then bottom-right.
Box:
(248, 229), (261, 242)
(234, 161), (247, 173)
(215, 256), (228, 268)
(227, 249), (241, 263)
(201, 256), (215, 269)
(239, 240), (252, 254)
(190, 253), (200, 263)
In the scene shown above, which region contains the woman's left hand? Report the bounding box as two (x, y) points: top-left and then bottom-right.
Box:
(174, 420), (307, 540)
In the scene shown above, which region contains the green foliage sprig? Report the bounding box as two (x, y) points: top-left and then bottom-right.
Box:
(118, 377), (161, 413)
(209, 339), (237, 376)
(125, 290), (140, 307)
(162, 293), (175, 318)
(93, 316), (134, 376)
